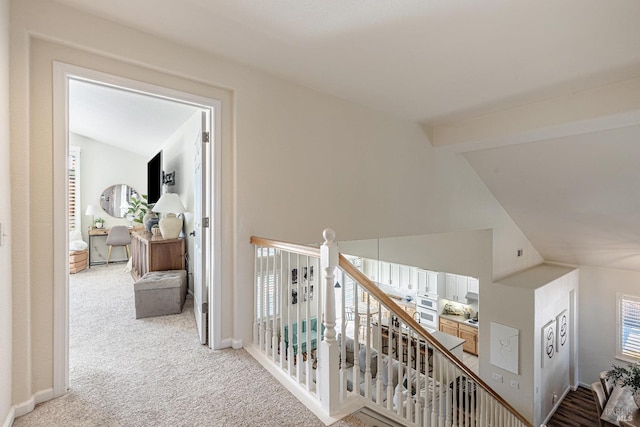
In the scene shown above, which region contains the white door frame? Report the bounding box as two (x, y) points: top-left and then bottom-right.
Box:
(52, 62), (224, 397)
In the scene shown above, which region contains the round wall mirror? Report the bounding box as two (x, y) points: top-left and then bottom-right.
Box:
(99, 184), (139, 218)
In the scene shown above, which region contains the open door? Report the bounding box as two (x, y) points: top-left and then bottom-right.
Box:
(193, 110), (210, 345)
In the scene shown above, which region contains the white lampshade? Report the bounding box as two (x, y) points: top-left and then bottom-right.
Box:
(151, 193), (186, 239)
(152, 193), (186, 214)
(85, 205), (98, 215)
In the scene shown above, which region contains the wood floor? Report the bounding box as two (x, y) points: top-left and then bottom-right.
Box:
(546, 386), (600, 427)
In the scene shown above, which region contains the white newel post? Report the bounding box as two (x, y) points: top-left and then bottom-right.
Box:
(318, 228), (340, 414)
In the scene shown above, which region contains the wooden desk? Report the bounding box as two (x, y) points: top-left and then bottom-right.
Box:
(602, 387), (640, 426)
(87, 226), (144, 266)
(130, 231), (185, 281)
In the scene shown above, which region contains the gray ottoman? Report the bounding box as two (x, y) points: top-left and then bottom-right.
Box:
(134, 270), (187, 319)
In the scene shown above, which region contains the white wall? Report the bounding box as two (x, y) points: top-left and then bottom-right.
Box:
(0, 0), (12, 424)
(534, 269), (577, 426)
(160, 110), (201, 290)
(9, 0), (542, 413)
(70, 134), (147, 263)
(579, 265), (640, 385)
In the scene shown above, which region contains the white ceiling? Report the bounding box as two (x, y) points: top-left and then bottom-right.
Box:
(57, 0), (640, 271)
(69, 79), (201, 157)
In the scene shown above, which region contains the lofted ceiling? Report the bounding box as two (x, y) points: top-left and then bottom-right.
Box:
(55, 0), (640, 271)
(69, 79), (202, 157)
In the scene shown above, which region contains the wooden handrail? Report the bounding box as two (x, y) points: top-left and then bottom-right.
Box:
(338, 254), (533, 427)
(250, 236), (321, 258)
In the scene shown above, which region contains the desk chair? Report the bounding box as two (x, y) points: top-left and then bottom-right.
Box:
(105, 226), (131, 265)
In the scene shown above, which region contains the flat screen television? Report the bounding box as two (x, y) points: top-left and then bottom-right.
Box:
(147, 150), (163, 205)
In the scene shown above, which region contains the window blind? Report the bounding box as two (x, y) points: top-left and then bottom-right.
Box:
(619, 294), (640, 360)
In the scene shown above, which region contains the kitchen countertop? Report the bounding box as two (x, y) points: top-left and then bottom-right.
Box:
(388, 295), (416, 310)
(430, 330), (466, 351)
(440, 313), (478, 329)
(379, 318), (465, 352)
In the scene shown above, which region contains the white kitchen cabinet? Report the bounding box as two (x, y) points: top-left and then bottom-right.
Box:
(390, 263), (400, 286)
(445, 273), (468, 302)
(427, 270), (438, 295)
(417, 269), (427, 294)
(445, 273), (457, 300)
(418, 269), (438, 295)
(399, 265), (412, 289)
(379, 261), (390, 285)
(468, 277), (479, 294)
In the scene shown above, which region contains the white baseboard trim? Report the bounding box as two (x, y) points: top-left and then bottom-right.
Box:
(2, 407), (15, 427)
(231, 339), (243, 349)
(542, 386), (571, 426)
(13, 388), (54, 418)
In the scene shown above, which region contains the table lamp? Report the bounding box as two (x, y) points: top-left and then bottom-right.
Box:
(85, 205), (98, 228)
(151, 193), (186, 239)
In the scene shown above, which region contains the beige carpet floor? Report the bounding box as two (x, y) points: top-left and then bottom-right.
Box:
(13, 264), (364, 427)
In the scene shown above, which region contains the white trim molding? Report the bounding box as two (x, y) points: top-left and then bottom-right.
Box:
(52, 61), (227, 399)
(13, 388), (54, 418)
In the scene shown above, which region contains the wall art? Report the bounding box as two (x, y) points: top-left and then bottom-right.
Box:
(556, 310), (568, 352)
(542, 320), (556, 367)
(490, 322), (519, 374)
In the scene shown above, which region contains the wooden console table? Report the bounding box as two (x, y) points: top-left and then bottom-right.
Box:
(130, 231), (185, 281)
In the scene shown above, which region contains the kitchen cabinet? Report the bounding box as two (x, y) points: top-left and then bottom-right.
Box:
(417, 269), (438, 295)
(468, 277), (479, 294)
(445, 273), (468, 302)
(459, 324), (479, 355)
(390, 263), (400, 286)
(439, 318), (459, 337)
(400, 265), (412, 289)
(379, 261), (390, 285)
(439, 317), (478, 356)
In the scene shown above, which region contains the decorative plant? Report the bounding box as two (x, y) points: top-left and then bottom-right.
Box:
(94, 217), (105, 225)
(127, 194), (150, 224)
(606, 363), (640, 392)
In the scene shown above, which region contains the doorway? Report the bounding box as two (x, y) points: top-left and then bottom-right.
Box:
(53, 62), (223, 396)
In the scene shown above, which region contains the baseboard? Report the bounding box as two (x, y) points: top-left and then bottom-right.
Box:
(2, 407), (15, 427)
(231, 338), (243, 349)
(13, 387), (54, 418)
(542, 386), (571, 426)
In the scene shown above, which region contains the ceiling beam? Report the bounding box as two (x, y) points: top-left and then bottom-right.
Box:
(428, 75), (640, 153)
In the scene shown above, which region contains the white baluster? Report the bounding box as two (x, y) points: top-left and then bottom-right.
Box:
(287, 252), (294, 374)
(318, 228), (340, 415)
(254, 245), (259, 347)
(266, 247), (274, 359)
(279, 250), (285, 368)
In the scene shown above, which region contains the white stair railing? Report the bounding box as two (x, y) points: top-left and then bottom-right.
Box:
(250, 230), (533, 427)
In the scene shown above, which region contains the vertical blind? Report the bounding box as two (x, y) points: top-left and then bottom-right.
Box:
(68, 147), (81, 231)
(619, 294), (640, 360)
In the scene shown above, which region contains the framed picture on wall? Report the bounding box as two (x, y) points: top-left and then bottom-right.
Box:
(542, 320), (556, 367)
(490, 322), (519, 374)
(556, 310), (568, 352)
